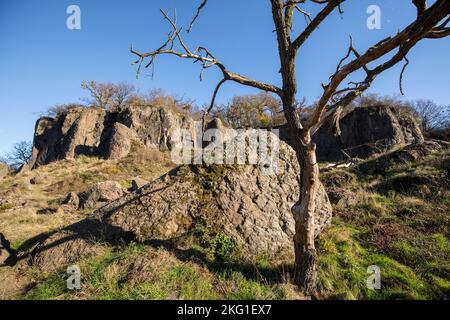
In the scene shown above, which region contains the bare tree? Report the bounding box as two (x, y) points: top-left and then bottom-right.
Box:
(2, 141), (32, 170)
(81, 80), (115, 109)
(111, 82), (136, 111)
(410, 99), (450, 134)
(131, 0), (450, 294)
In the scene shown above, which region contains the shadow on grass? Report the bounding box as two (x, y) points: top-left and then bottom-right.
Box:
(143, 239), (294, 285)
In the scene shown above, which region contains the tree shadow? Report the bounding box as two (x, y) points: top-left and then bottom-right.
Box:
(143, 239), (294, 285)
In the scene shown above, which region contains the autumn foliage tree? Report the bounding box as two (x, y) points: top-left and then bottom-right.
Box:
(131, 0), (450, 294)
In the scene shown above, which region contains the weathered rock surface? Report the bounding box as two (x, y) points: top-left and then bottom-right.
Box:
(279, 105), (424, 162)
(117, 105), (195, 152)
(105, 123), (140, 160)
(26, 221), (105, 272)
(28, 103), (424, 171)
(28, 105), (195, 169)
(79, 181), (125, 210)
(29, 108), (110, 169)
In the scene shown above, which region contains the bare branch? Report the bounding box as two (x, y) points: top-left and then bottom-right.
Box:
(305, 0), (450, 131)
(188, 0), (208, 33)
(131, 8), (283, 100)
(291, 0), (345, 52)
(399, 56), (410, 95)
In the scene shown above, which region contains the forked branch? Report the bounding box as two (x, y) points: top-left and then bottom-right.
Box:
(131, 8), (283, 111)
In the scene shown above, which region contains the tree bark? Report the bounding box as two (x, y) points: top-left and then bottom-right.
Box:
(291, 131), (320, 295)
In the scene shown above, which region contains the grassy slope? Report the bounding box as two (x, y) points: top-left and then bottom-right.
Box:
(1, 145), (448, 300)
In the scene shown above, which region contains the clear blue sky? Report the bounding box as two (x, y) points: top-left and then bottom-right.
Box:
(0, 0), (449, 154)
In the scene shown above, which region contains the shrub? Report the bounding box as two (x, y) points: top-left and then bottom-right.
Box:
(210, 234), (238, 261)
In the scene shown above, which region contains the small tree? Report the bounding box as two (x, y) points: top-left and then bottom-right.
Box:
(81, 80), (115, 109)
(111, 82), (136, 111)
(131, 0), (450, 294)
(2, 141), (33, 170)
(225, 92), (283, 129)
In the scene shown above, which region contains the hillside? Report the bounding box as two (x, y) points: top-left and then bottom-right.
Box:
(1, 139), (448, 300)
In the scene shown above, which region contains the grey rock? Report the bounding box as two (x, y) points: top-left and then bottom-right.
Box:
(28, 107), (110, 169)
(117, 105), (195, 152)
(27, 105), (197, 170)
(79, 181), (125, 210)
(279, 105), (424, 162)
(23, 137), (333, 271)
(95, 135), (332, 255)
(105, 123), (140, 160)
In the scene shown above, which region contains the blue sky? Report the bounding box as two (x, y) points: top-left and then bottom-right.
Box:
(0, 0), (449, 154)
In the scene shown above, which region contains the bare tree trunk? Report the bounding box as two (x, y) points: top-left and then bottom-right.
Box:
(292, 132), (320, 295)
(283, 95), (320, 295)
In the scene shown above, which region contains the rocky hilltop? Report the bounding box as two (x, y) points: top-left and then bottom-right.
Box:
(27, 103), (424, 170)
(27, 105), (195, 169)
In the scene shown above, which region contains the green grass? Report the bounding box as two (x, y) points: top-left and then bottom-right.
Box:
(317, 223), (442, 300)
(0, 203), (13, 211)
(22, 243), (291, 300)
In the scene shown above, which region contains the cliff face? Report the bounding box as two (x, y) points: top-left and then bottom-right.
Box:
(28, 105), (195, 169)
(279, 105), (424, 162)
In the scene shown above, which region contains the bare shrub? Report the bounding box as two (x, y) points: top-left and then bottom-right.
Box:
(409, 99), (450, 135)
(45, 103), (85, 118)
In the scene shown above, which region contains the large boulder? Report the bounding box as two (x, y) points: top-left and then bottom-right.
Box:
(279, 105), (424, 162)
(105, 123), (140, 160)
(82, 137), (331, 253)
(79, 181), (125, 210)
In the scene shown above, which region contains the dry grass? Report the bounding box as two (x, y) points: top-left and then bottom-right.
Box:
(0, 148), (174, 248)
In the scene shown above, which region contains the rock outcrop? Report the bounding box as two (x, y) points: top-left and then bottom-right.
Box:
(27, 103), (424, 170)
(279, 105), (424, 162)
(28, 105), (195, 169)
(104, 123), (140, 160)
